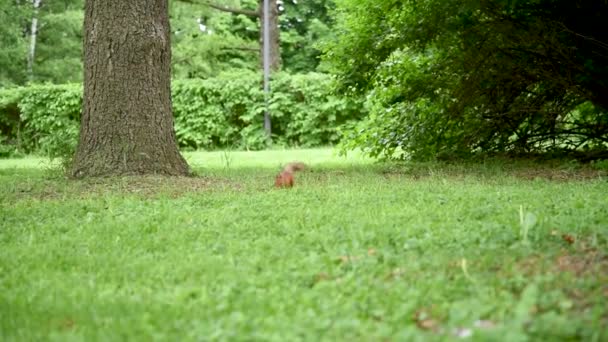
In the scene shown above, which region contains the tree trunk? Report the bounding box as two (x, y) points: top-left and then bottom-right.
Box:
(27, 0), (42, 81)
(70, 0), (190, 178)
(187, 0), (282, 71)
(259, 0), (281, 72)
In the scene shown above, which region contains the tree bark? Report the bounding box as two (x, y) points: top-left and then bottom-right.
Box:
(70, 0), (190, 178)
(259, 0), (281, 72)
(204, 1), (258, 17)
(27, 0), (42, 81)
(182, 0), (282, 71)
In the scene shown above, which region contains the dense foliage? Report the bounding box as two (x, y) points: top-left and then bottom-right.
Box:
(280, 0), (334, 73)
(170, 0), (260, 78)
(0, 0), (348, 161)
(0, 84), (81, 159)
(5, 0), (607, 160)
(0, 3), (28, 87)
(0, 0), (83, 86)
(325, 0), (608, 160)
(0, 72), (364, 158)
(171, 0), (334, 77)
(0, 0), (333, 86)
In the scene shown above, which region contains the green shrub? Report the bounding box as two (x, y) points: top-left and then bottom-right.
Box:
(325, 0), (608, 161)
(18, 84), (82, 163)
(172, 71), (263, 150)
(273, 73), (364, 147)
(0, 84), (81, 161)
(0, 87), (24, 155)
(172, 71), (365, 150)
(0, 72), (365, 157)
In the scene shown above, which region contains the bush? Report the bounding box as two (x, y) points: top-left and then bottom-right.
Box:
(0, 84), (81, 161)
(325, 0), (608, 161)
(0, 72), (365, 157)
(172, 71), (364, 150)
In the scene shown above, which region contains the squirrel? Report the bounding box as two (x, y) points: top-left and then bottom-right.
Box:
(275, 162), (307, 188)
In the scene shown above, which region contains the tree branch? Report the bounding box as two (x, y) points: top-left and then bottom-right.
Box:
(177, 0), (259, 18)
(221, 46), (259, 52)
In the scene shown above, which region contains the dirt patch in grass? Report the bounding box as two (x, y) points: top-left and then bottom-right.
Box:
(553, 248), (608, 277)
(375, 160), (607, 181)
(511, 168), (606, 181)
(516, 246), (608, 277)
(514, 244), (608, 318)
(555, 248), (608, 317)
(7, 175), (241, 201)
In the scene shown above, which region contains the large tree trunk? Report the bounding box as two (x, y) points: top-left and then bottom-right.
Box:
(70, 0), (190, 178)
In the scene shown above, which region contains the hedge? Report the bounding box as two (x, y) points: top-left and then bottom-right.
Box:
(0, 71), (364, 157)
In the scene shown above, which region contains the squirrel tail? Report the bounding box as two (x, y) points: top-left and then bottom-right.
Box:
(282, 161), (306, 173)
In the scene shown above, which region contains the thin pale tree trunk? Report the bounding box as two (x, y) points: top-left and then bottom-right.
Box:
(27, 0), (42, 81)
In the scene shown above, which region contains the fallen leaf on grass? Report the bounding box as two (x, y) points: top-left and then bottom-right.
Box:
(337, 255), (361, 264)
(473, 319), (496, 329)
(385, 267), (405, 280)
(58, 318), (76, 330)
(413, 309), (441, 332)
(314, 272), (331, 283)
(528, 305), (539, 315)
(453, 327), (473, 338)
(417, 318), (440, 331)
(337, 248), (379, 265)
(550, 230), (576, 245)
(562, 234), (575, 244)
(452, 320), (497, 339)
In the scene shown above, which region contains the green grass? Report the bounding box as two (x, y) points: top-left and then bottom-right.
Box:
(1, 148), (607, 341)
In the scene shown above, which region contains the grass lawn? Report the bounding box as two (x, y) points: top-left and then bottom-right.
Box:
(1, 148), (607, 341)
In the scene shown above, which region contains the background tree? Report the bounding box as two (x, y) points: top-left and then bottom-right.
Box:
(280, 0), (334, 73)
(325, 0), (608, 160)
(70, 0), (190, 177)
(0, 0), (83, 85)
(177, 0), (281, 72)
(170, 0), (260, 78)
(172, 0), (335, 75)
(0, 0), (335, 85)
(26, 0), (43, 81)
(31, 0), (83, 83)
(0, 2), (28, 87)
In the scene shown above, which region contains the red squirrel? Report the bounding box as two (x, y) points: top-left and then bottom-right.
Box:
(275, 162), (306, 188)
